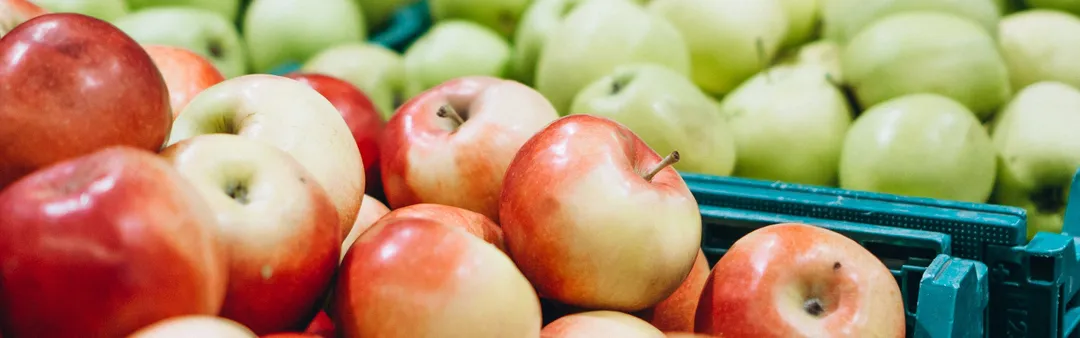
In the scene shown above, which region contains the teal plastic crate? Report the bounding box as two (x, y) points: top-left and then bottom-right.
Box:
(685, 170), (1080, 338)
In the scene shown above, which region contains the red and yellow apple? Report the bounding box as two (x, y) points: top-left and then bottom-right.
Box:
(541, 311), (665, 338)
(500, 114), (702, 311)
(381, 76), (559, 222)
(635, 250), (710, 332)
(0, 0), (47, 37)
(380, 203), (506, 251)
(144, 44), (226, 119)
(128, 316), (257, 338)
(341, 194), (391, 261)
(695, 223), (905, 337)
(0, 146), (227, 338)
(160, 134), (341, 335)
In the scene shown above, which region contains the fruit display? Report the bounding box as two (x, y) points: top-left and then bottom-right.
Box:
(2, 0), (1079, 337)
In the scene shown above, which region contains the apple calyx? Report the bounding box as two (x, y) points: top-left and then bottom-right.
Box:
(224, 179), (250, 204)
(436, 104), (467, 130)
(642, 151), (680, 182)
(610, 73), (634, 95)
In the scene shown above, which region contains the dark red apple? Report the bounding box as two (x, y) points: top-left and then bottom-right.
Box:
(303, 310), (335, 338)
(0, 146), (228, 338)
(0, 13), (172, 189)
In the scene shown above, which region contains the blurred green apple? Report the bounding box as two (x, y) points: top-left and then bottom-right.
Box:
(648, 0), (789, 96)
(536, 0), (689, 114)
(990, 82), (1080, 238)
(429, 0), (531, 38)
(402, 20), (510, 98)
(839, 93), (996, 203)
(569, 64), (737, 176)
(718, 64), (852, 186)
(243, 0), (366, 74)
(1026, 0), (1080, 15)
(842, 12), (1011, 120)
(778, 39), (843, 83)
(358, 0), (421, 29)
(778, 0), (820, 47)
(821, 0), (1001, 43)
(998, 9), (1080, 92)
(126, 0), (240, 20)
(31, 0), (128, 21)
(114, 7), (247, 78)
(303, 43), (405, 120)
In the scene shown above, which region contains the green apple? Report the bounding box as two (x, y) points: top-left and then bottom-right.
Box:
(998, 9), (1080, 92)
(569, 64), (737, 176)
(402, 20), (510, 98)
(648, 0), (789, 97)
(842, 12), (1011, 120)
(778, 0), (820, 47)
(429, 0), (531, 38)
(820, 0), (1001, 43)
(30, 0), (128, 21)
(243, 0), (366, 74)
(536, 0), (689, 114)
(126, 0), (241, 21)
(778, 39), (843, 83)
(114, 7), (247, 78)
(839, 93), (996, 203)
(990, 82), (1080, 238)
(303, 43), (405, 120)
(1026, 0), (1080, 15)
(717, 64), (852, 186)
(358, 0), (421, 29)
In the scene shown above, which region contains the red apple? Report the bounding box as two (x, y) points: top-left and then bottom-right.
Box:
(499, 114), (702, 312)
(341, 194), (391, 261)
(128, 316), (257, 338)
(0, 0), (47, 37)
(381, 76), (559, 222)
(0, 13), (172, 189)
(286, 72), (386, 199)
(541, 311), (665, 338)
(635, 250), (710, 332)
(695, 223), (905, 337)
(144, 45), (226, 119)
(260, 334), (321, 338)
(380, 203), (506, 251)
(334, 217), (542, 338)
(159, 134), (341, 335)
(0, 146), (228, 338)
(303, 311), (335, 338)
(665, 334), (717, 338)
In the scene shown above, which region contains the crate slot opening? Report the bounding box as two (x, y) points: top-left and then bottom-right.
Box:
(1029, 255), (1057, 282)
(862, 242), (938, 271)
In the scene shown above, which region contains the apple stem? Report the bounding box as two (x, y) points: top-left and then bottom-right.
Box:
(437, 104), (466, 126)
(643, 151), (680, 182)
(824, 73), (841, 88)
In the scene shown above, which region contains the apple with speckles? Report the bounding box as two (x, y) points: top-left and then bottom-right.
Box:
(333, 216), (542, 338)
(500, 114), (702, 312)
(380, 76), (559, 222)
(144, 45), (225, 119)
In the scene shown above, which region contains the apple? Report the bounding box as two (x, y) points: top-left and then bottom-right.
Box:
(541, 311), (665, 337)
(380, 203), (506, 250)
(0, 13), (172, 189)
(509, 0), (578, 85)
(568, 63), (738, 176)
(113, 7), (247, 78)
(429, 0), (531, 38)
(696, 223), (905, 337)
(261, 334), (321, 338)
(160, 134), (341, 334)
(535, 0), (690, 113)
(666, 334), (717, 338)
(169, 74), (364, 242)
(304, 310), (336, 338)
(0, 0), (47, 37)
(717, 64), (853, 186)
(243, 0), (366, 74)
(648, 0), (788, 97)
(302, 42), (406, 120)
(777, 40), (843, 84)
(778, 0), (819, 47)
(839, 93), (996, 203)
(30, 0), (127, 21)
(333, 217), (542, 338)
(500, 114), (701, 311)
(126, 0), (241, 21)
(1025, 0), (1080, 15)
(633, 250), (709, 333)
(998, 9), (1080, 92)
(0, 146), (228, 338)
(341, 194), (391, 261)
(357, 0), (420, 29)
(381, 76), (559, 222)
(843, 12), (1012, 120)
(286, 72), (386, 198)
(990, 82), (1080, 238)
(820, 0), (1001, 43)
(129, 316), (257, 338)
(144, 45), (227, 119)
(403, 20), (511, 98)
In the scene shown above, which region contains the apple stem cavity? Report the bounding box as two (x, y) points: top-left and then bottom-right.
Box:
(643, 151), (680, 182)
(225, 180), (250, 204)
(437, 104), (466, 127)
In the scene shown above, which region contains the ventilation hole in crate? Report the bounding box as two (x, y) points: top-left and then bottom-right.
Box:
(862, 242), (938, 271)
(1029, 255), (1056, 282)
(702, 221), (757, 251)
(904, 270), (921, 315)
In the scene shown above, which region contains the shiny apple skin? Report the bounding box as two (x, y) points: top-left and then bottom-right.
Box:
(695, 223), (905, 337)
(286, 72), (385, 199)
(0, 13), (172, 189)
(541, 311), (665, 338)
(380, 203), (506, 251)
(635, 250), (710, 332)
(128, 315), (258, 338)
(144, 45), (226, 119)
(340, 194), (391, 261)
(380, 76), (559, 222)
(0, 146), (228, 338)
